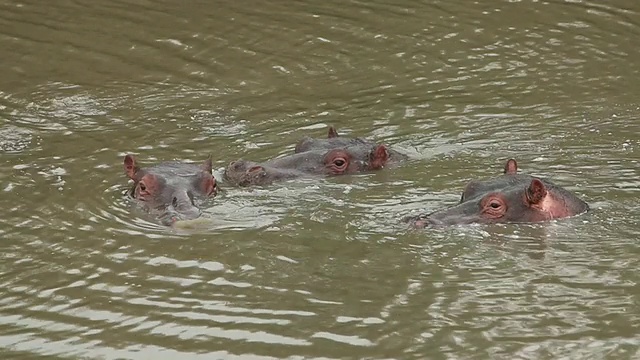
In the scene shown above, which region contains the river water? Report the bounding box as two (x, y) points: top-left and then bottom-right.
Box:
(1, 0), (639, 359)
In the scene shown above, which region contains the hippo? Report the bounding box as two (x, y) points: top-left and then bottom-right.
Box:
(409, 159), (589, 227)
(295, 126), (407, 163)
(123, 154), (218, 225)
(225, 145), (390, 187)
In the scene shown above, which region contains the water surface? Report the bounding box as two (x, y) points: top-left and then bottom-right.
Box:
(1, 0), (639, 359)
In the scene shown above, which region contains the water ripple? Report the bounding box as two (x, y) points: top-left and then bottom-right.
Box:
(1, 0), (640, 358)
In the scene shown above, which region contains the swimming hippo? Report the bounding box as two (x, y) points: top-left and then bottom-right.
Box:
(225, 145), (390, 187)
(294, 126), (407, 163)
(123, 154), (218, 225)
(409, 159), (589, 227)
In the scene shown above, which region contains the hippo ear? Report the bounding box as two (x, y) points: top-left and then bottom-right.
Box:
(525, 178), (547, 204)
(368, 144), (389, 170)
(201, 155), (213, 174)
(504, 159), (518, 175)
(201, 175), (217, 196)
(328, 126), (339, 138)
(124, 154), (140, 180)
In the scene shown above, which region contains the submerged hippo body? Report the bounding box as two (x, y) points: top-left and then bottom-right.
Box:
(410, 159), (589, 227)
(295, 126), (407, 164)
(123, 155), (218, 225)
(225, 145), (390, 187)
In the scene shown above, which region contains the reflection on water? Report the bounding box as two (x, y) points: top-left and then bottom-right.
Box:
(0, 0), (639, 358)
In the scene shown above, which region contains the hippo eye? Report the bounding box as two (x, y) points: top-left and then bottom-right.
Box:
(138, 182), (150, 194)
(137, 181), (151, 198)
(486, 199), (505, 213)
(482, 196), (506, 217)
(324, 152), (350, 174)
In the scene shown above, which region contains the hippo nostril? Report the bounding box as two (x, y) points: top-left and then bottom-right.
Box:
(404, 215), (440, 229)
(411, 219), (429, 229)
(423, 217), (445, 227)
(172, 196), (178, 208)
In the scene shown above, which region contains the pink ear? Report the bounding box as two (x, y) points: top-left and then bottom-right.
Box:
(369, 144), (389, 169)
(328, 126), (339, 138)
(201, 155), (213, 174)
(202, 175), (218, 196)
(124, 154), (140, 180)
(504, 159), (518, 175)
(526, 178), (547, 204)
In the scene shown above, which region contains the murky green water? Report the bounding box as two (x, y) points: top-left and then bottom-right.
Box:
(1, 0), (639, 358)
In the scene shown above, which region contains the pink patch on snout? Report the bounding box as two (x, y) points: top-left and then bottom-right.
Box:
(536, 194), (572, 220)
(411, 219), (429, 229)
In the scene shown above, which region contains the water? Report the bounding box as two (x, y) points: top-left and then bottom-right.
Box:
(1, 0), (639, 358)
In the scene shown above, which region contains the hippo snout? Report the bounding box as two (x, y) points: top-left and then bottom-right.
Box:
(404, 215), (443, 229)
(413, 217), (443, 228)
(163, 190), (201, 222)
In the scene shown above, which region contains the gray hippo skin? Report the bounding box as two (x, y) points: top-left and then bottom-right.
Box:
(225, 145), (390, 187)
(408, 159), (589, 227)
(124, 154), (218, 225)
(295, 126), (407, 164)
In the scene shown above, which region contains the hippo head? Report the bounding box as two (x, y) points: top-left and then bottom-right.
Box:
(294, 126), (370, 153)
(225, 145), (390, 187)
(123, 154), (218, 225)
(295, 126), (408, 165)
(412, 159), (589, 228)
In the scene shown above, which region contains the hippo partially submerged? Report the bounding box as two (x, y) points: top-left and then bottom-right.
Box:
(295, 126), (407, 163)
(123, 154), (218, 225)
(225, 145), (390, 187)
(409, 159), (589, 227)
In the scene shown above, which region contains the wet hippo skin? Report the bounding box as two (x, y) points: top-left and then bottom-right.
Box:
(408, 159), (589, 227)
(294, 125), (407, 164)
(225, 145), (390, 187)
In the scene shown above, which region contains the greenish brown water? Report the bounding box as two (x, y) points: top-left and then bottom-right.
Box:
(1, 0), (639, 359)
